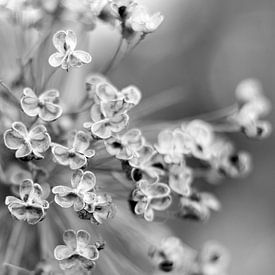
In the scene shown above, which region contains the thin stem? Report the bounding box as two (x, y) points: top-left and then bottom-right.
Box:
(103, 36), (125, 75)
(0, 80), (20, 107)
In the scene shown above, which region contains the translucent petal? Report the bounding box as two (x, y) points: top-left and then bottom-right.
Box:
(39, 89), (60, 102)
(4, 129), (25, 150)
(52, 145), (70, 165)
(90, 104), (103, 122)
(150, 196), (172, 211)
(73, 131), (90, 154)
(23, 87), (36, 98)
(76, 230), (90, 249)
(15, 143), (32, 158)
(12, 122), (28, 137)
(91, 120), (112, 139)
(109, 114), (129, 133)
(78, 171), (96, 192)
(52, 30), (66, 53)
(26, 207), (44, 224)
(40, 102), (62, 121)
(65, 30), (77, 51)
(71, 169), (83, 188)
(81, 245), (99, 261)
(155, 129), (173, 154)
(69, 153), (87, 170)
(96, 82), (122, 102)
(52, 185), (74, 195)
(55, 194), (76, 208)
(48, 52), (65, 67)
(134, 200), (146, 215)
(63, 229), (77, 250)
(54, 245), (74, 261)
(73, 50), (92, 64)
(21, 96), (39, 117)
(144, 207), (154, 221)
(73, 197), (85, 212)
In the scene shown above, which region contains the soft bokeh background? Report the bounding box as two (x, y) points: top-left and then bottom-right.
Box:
(1, 0), (275, 274)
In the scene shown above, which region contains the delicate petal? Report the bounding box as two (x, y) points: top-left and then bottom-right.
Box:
(73, 131), (90, 154)
(91, 120), (112, 139)
(12, 122), (28, 137)
(54, 194), (76, 208)
(40, 102), (62, 121)
(29, 125), (51, 155)
(69, 153), (87, 170)
(48, 52), (65, 67)
(39, 89), (60, 102)
(4, 129), (25, 150)
(52, 145), (70, 166)
(65, 30), (77, 51)
(54, 245), (74, 261)
(63, 229), (77, 250)
(109, 114), (129, 133)
(52, 185), (74, 195)
(77, 230), (90, 248)
(73, 50), (92, 64)
(71, 169), (83, 188)
(78, 171), (96, 191)
(150, 196), (172, 211)
(96, 82), (122, 102)
(52, 30), (66, 53)
(121, 86), (141, 105)
(81, 245), (99, 261)
(15, 143), (32, 158)
(20, 179), (34, 201)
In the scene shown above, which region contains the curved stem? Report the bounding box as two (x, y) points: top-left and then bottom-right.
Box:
(0, 80), (20, 107)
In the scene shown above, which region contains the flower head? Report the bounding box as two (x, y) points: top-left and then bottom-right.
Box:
(54, 229), (101, 271)
(52, 131), (95, 169)
(21, 87), (62, 121)
(4, 121), (51, 159)
(104, 128), (145, 160)
(49, 30), (92, 70)
(132, 180), (171, 221)
(52, 169), (96, 211)
(5, 179), (49, 224)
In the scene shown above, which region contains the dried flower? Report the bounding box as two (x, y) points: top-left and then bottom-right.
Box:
(5, 179), (49, 224)
(132, 180), (171, 221)
(21, 87), (62, 121)
(4, 122), (51, 159)
(53, 169), (96, 211)
(54, 229), (101, 271)
(52, 131), (95, 169)
(49, 30), (92, 70)
(104, 128), (145, 160)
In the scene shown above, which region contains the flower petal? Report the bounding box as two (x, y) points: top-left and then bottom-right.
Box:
(48, 52), (65, 68)
(52, 145), (70, 166)
(53, 30), (66, 53)
(73, 131), (90, 154)
(77, 230), (90, 249)
(4, 129), (25, 150)
(63, 229), (77, 249)
(65, 30), (77, 51)
(78, 171), (96, 192)
(40, 102), (62, 121)
(54, 245), (74, 261)
(73, 50), (92, 64)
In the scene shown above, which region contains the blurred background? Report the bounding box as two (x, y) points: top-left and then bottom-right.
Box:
(108, 0), (275, 274)
(1, 0), (275, 274)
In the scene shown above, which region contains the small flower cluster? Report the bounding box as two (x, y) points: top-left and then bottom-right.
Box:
(149, 236), (230, 275)
(230, 78), (272, 139)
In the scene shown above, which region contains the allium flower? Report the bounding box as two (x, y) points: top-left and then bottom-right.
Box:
(54, 229), (101, 271)
(196, 241), (230, 275)
(52, 169), (96, 211)
(4, 122), (51, 159)
(155, 129), (190, 164)
(20, 87), (62, 121)
(132, 180), (172, 221)
(178, 191), (220, 221)
(104, 128), (145, 160)
(49, 30), (92, 70)
(168, 163), (193, 196)
(52, 131), (95, 169)
(5, 179), (49, 224)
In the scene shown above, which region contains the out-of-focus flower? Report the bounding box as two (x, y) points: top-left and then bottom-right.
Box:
(54, 229), (101, 271)
(125, 4), (164, 34)
(105, 128), (145, 160)
(49, 30), (92, 70)
(4, 122), (51, 159)
(81, 193), (115, 225)
(86, 74), (108, 100)
(182, 120), (214, 160)
(231, 79), (272, 139)
(89, 0), (109, 16)
(52, 131), (95, 169)
(52, 169), (96, 211)
(21, 87), (62, 121)
(5, 179), (49, 224)
(132, 180), (171, 221)
(149, 236), (196, 273)
(196, 241), (230, 275)
(178, 191), (220, 221)
(168, 163), (193, 196)
(155, 129), (190, 164)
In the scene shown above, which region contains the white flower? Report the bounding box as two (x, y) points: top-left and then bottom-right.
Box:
(49, 30), (92, 70)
